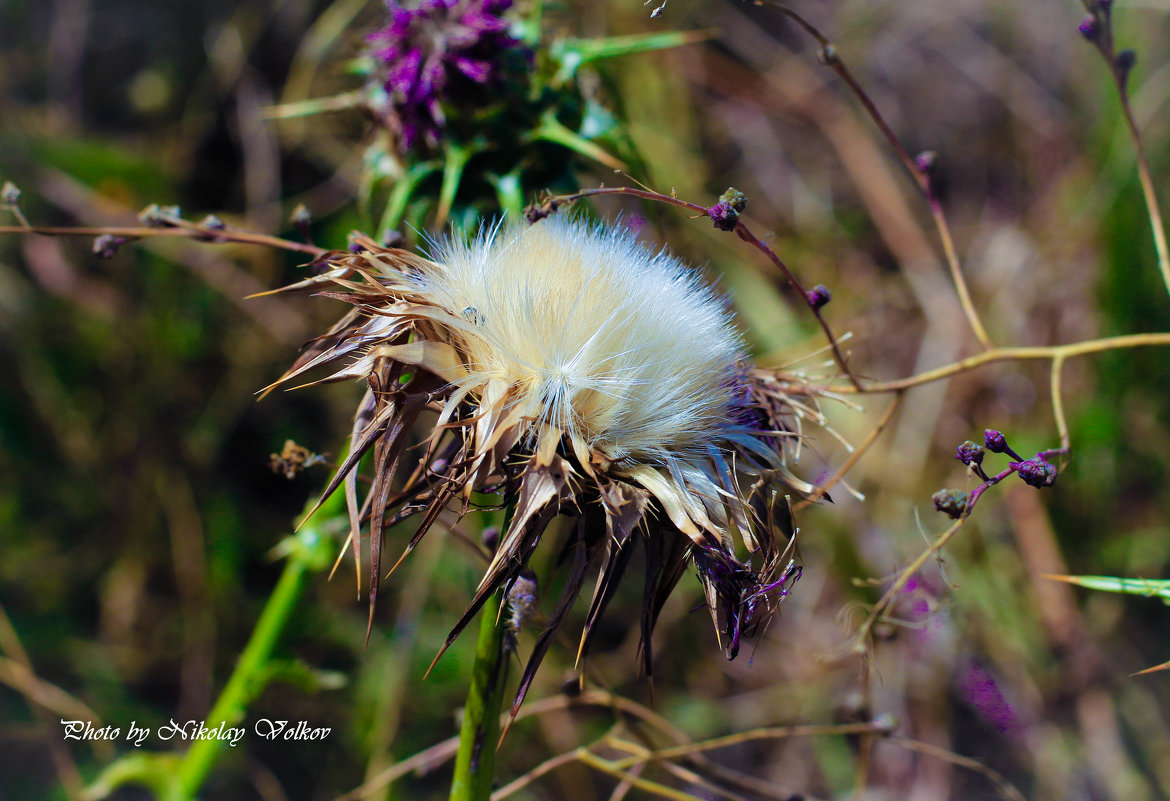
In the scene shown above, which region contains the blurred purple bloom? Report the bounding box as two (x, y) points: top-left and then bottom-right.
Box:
(368, 0), (523, 151)
(960, 664), (1019, 735)
(1077, 14), (1100, 42)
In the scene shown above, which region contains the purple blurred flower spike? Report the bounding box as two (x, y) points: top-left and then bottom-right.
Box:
(367, 0), (526, 153)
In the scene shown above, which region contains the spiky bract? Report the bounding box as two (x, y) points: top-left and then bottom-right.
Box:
(271, 217), (816, 713)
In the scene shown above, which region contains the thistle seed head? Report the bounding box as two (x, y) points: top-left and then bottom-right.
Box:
(269, 217), (819, 707)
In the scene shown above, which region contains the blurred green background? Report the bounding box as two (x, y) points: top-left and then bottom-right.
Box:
(2, 0), (1170, 799)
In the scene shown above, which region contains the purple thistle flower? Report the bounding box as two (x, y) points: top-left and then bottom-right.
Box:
(367, 0), (525, 152)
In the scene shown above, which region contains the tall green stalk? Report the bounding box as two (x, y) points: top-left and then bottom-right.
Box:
(447, 589), (509, 801)
(448, 502), (516, 801)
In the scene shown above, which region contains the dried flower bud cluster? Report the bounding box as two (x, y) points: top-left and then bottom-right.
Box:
(708, 187), (748, 232)
(932, 488), (968, 520)
(955, 440), (984, 467)
(935, 429), (1062, 519)
(1012, 457), (1058, 489)
(983, 428), (1009, 454)
(806, 285), (832, 310)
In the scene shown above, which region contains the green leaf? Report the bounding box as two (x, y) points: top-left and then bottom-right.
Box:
(435, 140), (477, 230)
(259, 659), (348, 693)
(550, 29), (717, 83)
(377, 160), (440, 241)
(531, 111), (625, 170)
(1043, 573), (1170, 604)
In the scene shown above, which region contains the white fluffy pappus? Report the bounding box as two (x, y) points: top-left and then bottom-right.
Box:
(418, 217), (746, 463)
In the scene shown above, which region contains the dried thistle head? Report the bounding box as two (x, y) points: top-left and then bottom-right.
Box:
(270, 217), (819, 709)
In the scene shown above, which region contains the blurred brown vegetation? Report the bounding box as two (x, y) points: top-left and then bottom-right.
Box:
(2, 0), (1170, 799)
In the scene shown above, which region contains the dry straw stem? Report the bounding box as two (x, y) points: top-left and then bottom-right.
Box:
(494, 718), (1024, 801)
(334, 690), (675, 801)
(604, 721), (893, 770)
(753, 1), (993, 350)
(0, 604), (88, 801)
(889, 737), (1027, 801)
(830, 333), (1170, 395)
(342, 688), (888, 801)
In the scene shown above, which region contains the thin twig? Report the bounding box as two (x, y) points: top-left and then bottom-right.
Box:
(793, 392), (903, 512)
(577, 750), (705, 801)
(606, 738), (755, 801)
(1078, 0), (1170, 296)
(1050, 355), (1070, 454)
(889, 736), (1028, 801)
(337, 690), (664, 801)
(263, 90), (365, 119)
(754, 1), (992, 349)
(605, 721), (894, 769)
(1118, 94), (1170, 296)
(0, 224), (328, 258)
(492, 750), (581, 800)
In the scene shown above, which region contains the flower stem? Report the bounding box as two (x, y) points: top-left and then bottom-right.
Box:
(448, 502), (517, 801)
(447, 589), (509, 801)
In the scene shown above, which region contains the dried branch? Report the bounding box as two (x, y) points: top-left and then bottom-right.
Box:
(752, 1), (992, 349)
